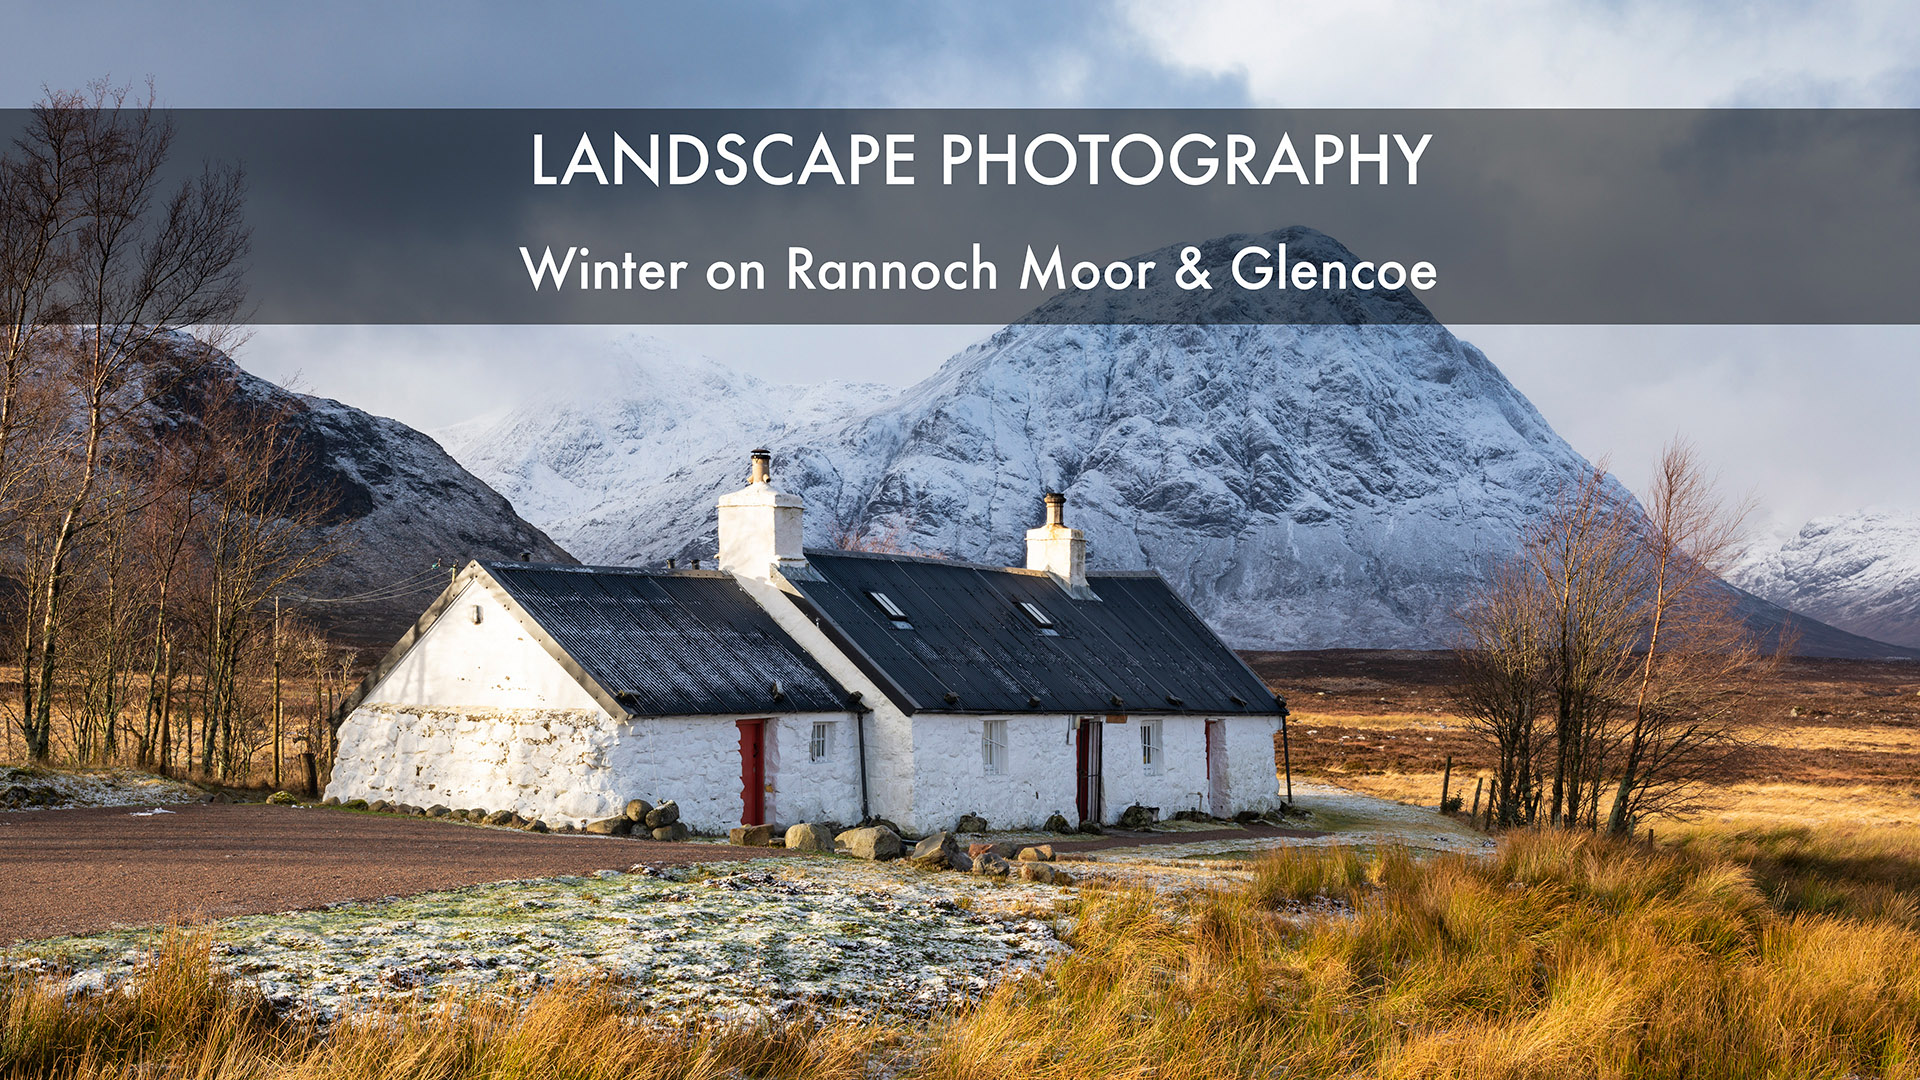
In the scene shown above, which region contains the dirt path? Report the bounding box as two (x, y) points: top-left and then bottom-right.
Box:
(0, 803), (779, 944)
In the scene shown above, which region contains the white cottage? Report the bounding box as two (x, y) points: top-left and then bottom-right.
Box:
(327, 450), (1290, 834)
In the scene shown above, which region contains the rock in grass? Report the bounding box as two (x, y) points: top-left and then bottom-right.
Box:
(955, 813), (990, 833)
(967, 841), (1016, 859)
(585, 816), (632, 836)
(970, 853), (1013, 878)
(266, 791), (298, 806)
(651, 822), (691, 842)
(623, 799), (653, 822)
(1117, 804), (1158, 830)
(1017, 861), (1058, 884)
(835, 825), (902, 860)
(909, 831), (960, 870)
(322, 796), (340, 806)
(1043, 813), (1074, 834)
(784, 822), (835, 853)
(1016, 844), (1056, 862)
(342, 799), (369, 811)
(729, 824), (775, 847)
(644, 801), (681, 828)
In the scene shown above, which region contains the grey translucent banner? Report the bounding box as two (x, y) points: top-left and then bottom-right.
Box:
(9, 109), (1917, 324)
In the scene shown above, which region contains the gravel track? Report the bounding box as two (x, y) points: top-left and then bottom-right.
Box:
(0, 803), (778, 944)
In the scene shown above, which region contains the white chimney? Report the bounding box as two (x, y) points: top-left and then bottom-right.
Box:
(717, 449), (806, 581)
(1026, 492), (1093, 598)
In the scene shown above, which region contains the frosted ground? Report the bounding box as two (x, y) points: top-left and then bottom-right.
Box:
(0, 766), (202, 811)
(6, 859), (1070, 1025)
(4, 782), (1482, 1024)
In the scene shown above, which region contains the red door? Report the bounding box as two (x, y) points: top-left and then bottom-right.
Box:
(1075, 718), (1103, 824)
(737, 719), (766, 825)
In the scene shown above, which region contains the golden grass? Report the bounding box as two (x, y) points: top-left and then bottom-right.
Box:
(9, 830), (1919, 1079)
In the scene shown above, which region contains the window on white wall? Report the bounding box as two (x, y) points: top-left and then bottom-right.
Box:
(1140, 719), (1163, 775)
(810, 721), (834, 762)
(982, 719), (1009, 775)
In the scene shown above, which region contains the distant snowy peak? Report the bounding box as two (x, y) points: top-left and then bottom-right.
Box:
(1729, 508), (1920, 649)
(435, 334), (895, 534)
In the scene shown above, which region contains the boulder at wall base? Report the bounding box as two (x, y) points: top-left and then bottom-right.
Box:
(909, 831), (960, 870)
(523, 820), (549, 833)
(858, 816), (908, 840)
(1117, 804), (1159, 830)
(1235, 810), (1264, 824)
(1077, 820), (1105, 835)
(651, 822), (691, 842)
(341, 799), (368, 811)
(1017, 844), (1057, 862)
(835, 825), (903, 861)
(426, 805), (451, 818)
(482, 810), (516, 826)
(1043, 813), (1074, 834)
(644, 801), (681, 828)
(623, 799), (653, 822)
(785, 822), (836, 853)
(729, 824), (775, 847)
(368, 800), (393, 814)
(585, 817), (633, 836)
(955, 813), (990, 833)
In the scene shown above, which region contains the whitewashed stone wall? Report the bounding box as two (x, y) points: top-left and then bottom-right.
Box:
(905, 714), (1080, 833)
(766, 715), (865, 827)
(1218, 715), (1286, 813)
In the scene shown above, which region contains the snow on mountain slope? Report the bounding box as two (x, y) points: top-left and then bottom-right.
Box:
(441, 230), (1600, 649)
(1729, 508), (1920, 650)
(436, 336), (895, 553)
(147, 337), (574, 642)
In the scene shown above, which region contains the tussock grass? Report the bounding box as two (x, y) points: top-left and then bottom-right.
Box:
(923, 831), (1920, 1080)
(7, 830), (1919, 1078)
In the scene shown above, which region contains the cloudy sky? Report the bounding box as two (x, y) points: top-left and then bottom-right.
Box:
(8, 1), (1918, 529)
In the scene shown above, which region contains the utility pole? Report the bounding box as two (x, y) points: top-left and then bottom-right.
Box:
(272, 595), (283, 788)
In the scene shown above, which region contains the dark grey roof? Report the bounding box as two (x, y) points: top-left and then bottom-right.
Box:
(782, 551), (1279, 716)
(484, 563), (850, 716)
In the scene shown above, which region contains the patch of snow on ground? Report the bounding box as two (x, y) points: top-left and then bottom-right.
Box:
(4, 859), (1068, 1025)
(0, 767), (203, 812)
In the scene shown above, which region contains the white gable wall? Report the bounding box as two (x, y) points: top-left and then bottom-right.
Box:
(362, 581), (605, 713)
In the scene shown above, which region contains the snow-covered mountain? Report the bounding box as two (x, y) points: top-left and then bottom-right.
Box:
(1728, 508), (1920, 650)
(435, 228), (1915, 656)
(149, 338), (573, 641)
(443, 229), (1599, 649)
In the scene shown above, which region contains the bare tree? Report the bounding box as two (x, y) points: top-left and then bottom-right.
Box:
(1603, 440), (1771, 834)
(1526, 464), (1644, 828)
(1452, 561), (1551, 827)
(11, 81), (249, 761)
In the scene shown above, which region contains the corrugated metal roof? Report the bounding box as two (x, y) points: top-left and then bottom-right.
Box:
(785, 552), (1279, 716)
(484, 563), (850, 717)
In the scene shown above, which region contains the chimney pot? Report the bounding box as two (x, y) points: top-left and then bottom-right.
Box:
(1043, 492), (1066, 527)
(749, 448), (772, 485)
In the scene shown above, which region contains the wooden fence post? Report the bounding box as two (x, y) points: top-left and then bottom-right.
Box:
(1471, 777), (1482, 821)
(1439, 754), (1453, 812)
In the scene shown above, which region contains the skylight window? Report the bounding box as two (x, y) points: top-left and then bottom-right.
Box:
(867, 590), (913, 629)
(1019, 601), (1060, 635)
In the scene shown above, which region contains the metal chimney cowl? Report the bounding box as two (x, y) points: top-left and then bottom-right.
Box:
(717, 448), (806, 581)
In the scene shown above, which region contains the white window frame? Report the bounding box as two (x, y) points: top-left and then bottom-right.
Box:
(982, 719), (1009, 776)
(810, 721), (834, 762)
(1140, 718), (1163, 775)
